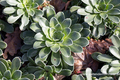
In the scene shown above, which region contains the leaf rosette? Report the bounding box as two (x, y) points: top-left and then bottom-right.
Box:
(1, 0), (44, 31)
(77, 0), (120, 37)
(29, 8), (90, 72)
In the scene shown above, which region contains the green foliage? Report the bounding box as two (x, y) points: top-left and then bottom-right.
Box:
(72, 68), (114, 80)
(92, 35), (120, 75)
(0, 57), (35, 80)
(0, 19), (14, 33)
(20, 6), (90, 79)
(0, 35), (7, 56)
(1, 0), (44, 31)
(77, 0), (120, 38)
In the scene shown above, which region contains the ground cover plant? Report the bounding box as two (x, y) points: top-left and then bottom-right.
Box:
(0, 0), (120, 80)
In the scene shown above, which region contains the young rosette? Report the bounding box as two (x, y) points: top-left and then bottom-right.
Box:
(1, 0), (44, 30)
(77, 0), (120, 37)
(92, 35), (120, 75)
(0, 57), (35, 80)
(30, 8), (90, 75)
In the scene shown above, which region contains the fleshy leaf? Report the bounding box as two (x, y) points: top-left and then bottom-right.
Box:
(97, 54), (113, 62)
(55, 12), (65, 23)
(85, 6), (93, 13)
(110, 60), (120, 67)
(71, 24), (83, 32)
(109, 46), (120, 59)
(77, 8), (89, 15)
(81, 0), (91, 5)
(101, 65), (109, 74)
(7, 15), (21, 23)
(4, 70), (11, 79)
(12, 70), (22, 79)
(74, 37), (89, 47)
(61, 18), (72, 28)
(0, 61), (7, 75)
(94, 15), (102, 25)
(108, 16), (120, 23)
(69, 31), (81, 41)
(39, 47), (51, 59)
(0, 41), (7, 49)
(72, 74), (85, 80)
(20, 14), (29, 31)
(84, 15), (95, 24)
(50, 17), (58, 28)
(60, 46), (71, 57)
(70, 44), (83, 53)
(6, 0), (19, 6)
(24, 37), (35, 45)
(17, 9), (24, 16)
(63, 38), (73, 46)
(51, 52), (61, 66)
(108, 67), (120, 74)
(62, 55), (74, 66)
(3, 7), (16, 14)
(86, 68), (92, 80)
(70, 6), (80, 13)
(100, 13), (108, 19)
(34, 70), (44, 79)
(11, 57), (21, 74)
(33, 41), (45, 49)
(59, 69), (72, 76)
(27, 48), (38, 58)
(80, 28), (91, 37)
(30, 23), (41, 33)
(35, 58), (46, 67)
(44, 65), (53, 73)
(46, 8), (56, 21)
(51, 44), (60, 53)
(111, 35), (120, 48)
(45, 40), (54, 47)
(34, 32), (45, 41)
(108, 8), (120, 15)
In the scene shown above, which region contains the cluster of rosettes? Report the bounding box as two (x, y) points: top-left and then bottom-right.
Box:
(77, 0), (120, 37)
(1, 0), (44, 30)
(0, 57), (34, 80)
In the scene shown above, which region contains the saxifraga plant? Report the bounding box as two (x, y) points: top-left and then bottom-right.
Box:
(92, 35), (120, 78)
(0, 57), (35, 80)
(20, 6), (90, 79)
(0, 0), (44, 31)
(77, 0), (120, 38)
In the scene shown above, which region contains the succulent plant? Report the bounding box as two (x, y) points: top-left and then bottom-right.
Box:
(92, 35), (120, 75)
(20, 7), (90, 79)
(32, 8), (90, 68)
(0, 35), (7, 56)
(0, 0), (44, 31)
(0, 57), (35, 80)
(72, 68), (114, 80)
(77, 0), (120, 38)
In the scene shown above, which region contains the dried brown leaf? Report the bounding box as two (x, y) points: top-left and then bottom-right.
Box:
(3, 27), (22, 59)
(50, 0), (66, 12)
